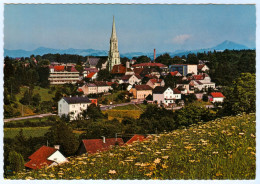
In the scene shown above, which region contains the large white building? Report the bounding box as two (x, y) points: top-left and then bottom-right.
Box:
(49, 65), (80, 85)
(153, 86), (181, 106)
(58, 96), (91, 120)
(108, 16), (121, 71)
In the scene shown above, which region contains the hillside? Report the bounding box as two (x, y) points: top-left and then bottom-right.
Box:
(9, 113), (255, 179)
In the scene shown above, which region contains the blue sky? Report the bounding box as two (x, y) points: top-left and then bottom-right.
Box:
(4, 4), (256, 53)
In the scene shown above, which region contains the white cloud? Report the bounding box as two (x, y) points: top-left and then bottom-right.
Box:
(172, 34), (192, 44)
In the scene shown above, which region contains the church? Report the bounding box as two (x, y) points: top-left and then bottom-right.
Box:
(107, 16), (121, 71)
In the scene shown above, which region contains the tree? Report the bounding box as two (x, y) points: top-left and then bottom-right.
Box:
(75, 65), (84, 74)
(45, 121), (79, 156)
(7, 151), (24, 173)
(136, 55), (151, 64)
(155, 53), (172, 66)
(32, 94), (41, 106)
(19, 90), (31, 105)
(97, 69), (111, 81)
(85, 103), (106, 121)
(221, 73), (256, 115)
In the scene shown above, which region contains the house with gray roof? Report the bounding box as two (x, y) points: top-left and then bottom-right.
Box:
(58, 96), (91, 120)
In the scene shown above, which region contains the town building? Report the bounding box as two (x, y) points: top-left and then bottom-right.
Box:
(129, 84), (153, 100)
(25, 146), (67, 170)
(120, 74), (142, 85)
(197, 64), (209, 73)
(58, 96), (91, 120)
(108, 16), (121, 71)
(49, 65), (80, 84)
(169, 64), (198, 76)
(77, 137), (124, 155)
(153, 86), (181, 106)
(146, 78), (165, 89)
(209, 92), (225, 103)
(85, 72), (97, 81)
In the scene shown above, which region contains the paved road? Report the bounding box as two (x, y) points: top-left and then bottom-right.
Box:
(4, 113), (56, 122)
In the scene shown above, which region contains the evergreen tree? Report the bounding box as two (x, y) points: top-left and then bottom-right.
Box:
(7, 151), (24, 173)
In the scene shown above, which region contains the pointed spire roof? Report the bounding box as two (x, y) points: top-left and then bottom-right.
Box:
(111, 16), (117, 40)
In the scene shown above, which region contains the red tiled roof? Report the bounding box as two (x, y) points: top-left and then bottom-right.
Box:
(25, 146), (57, 170)
(54, 66), (65, 71)
(145, 74), (158, 79)
(173, 88), (181, 94)
(78, 88), (83, 92)
(149, 79), (163, 84)
(135, 85), (153, 91)
(211, 92), (225, 98)
(170, 71), (181, 76)
(106, 82), (118, 86)
(86, 72), (96, 78)
(192, 75), (204, 80)
(125, 135), (146, 145)
(132, 63), (166, 68)
(82, 138), (124, 154)
(133, 68), (144, 75)
(111, 64), (126, 74)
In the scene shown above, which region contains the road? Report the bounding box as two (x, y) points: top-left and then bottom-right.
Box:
(4, 113), (56, 122)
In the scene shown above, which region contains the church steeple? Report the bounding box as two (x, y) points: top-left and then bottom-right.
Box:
(108, 16), (120, 71)
(111, 16), (117, 40)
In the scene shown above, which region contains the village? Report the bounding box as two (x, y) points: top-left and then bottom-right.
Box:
(3, 7), (256, 179)
(17, 17), (227, 170)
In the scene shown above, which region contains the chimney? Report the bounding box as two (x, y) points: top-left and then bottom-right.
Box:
(54, 145), (60, 150)
(101, 136), (106, 143)
(154, 49), (156, 62)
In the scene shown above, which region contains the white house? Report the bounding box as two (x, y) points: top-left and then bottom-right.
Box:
(81, 83), (98, 95)
(209, 92), (225, 103)
(198, 64), (210, 72)
(120, 75), (142, 85)
(58, 96), (91, 120)
(95, 81), (112, 93)
(25, 145), (67, 170)
(153, 86), (181, 106)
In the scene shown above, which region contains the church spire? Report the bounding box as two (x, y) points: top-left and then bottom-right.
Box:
(108, 16), (120, 71)
(111, 16), (117, 40)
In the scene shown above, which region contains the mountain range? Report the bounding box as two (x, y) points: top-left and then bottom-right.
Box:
(4, 40), (252, 59)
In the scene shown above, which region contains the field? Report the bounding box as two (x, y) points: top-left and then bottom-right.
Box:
(9, 113), (255, 179)
(104, 110), (143, 121)
(4, 127), (51, 139)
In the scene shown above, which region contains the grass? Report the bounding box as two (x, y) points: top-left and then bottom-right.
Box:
(104, 110), (142, 120)
(4, 127), (51, 139)
(113, 104), (147, 111)
(99, 90), (126, 104)
(9, 113), (255, 179)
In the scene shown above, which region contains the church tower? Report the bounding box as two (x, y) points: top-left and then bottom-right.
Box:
(108, 16), (120, 71)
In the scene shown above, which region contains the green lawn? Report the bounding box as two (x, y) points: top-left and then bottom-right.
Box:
(16, 86), (55, 103)
(113, 104), (147, 111)
(4, 127), (51, 139)
(99, 90), (125, 104)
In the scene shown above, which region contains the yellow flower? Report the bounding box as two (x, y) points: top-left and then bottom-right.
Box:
(184, 146), (192, 149)
(108, 170), (117, 174)
(145, 172), (153, 176)
(135, 162), (141, 166)
(162, 156), (169, 159)
(180, 171), (184, 174)
(141, 163), (148, 167)
(154, 158), (161, 164)
(212, 151), (219, 154)
(189, 160), (195, 163)
(162, 164), (168, 169)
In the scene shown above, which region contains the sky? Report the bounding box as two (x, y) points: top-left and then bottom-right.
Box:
(4, 4), (256, 53)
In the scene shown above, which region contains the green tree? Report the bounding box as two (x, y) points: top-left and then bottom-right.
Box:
(136, 55), (151, 64)
(221, 73), (256, 115)
(155, 53), (172, 66)
(32, 94), (41, 106)
(7, 151), (24, 173)
(85, 103), (106, 121)
(45, 121), (79, 156)
(97, 69), (111, 81)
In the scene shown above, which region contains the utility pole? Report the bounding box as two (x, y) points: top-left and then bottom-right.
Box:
(21, 105), (24, 117)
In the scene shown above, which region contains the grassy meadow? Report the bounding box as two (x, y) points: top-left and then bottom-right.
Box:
(9, 113), (255, 179)
(4, 127), (51, 139)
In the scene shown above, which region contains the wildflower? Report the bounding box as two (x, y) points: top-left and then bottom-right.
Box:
(145, 172), (153, 176)
(124, 160), (134, 162)
(251, 152), (256, 155)
(216, 173), (222, 176)
(162, 156), (169, 159)
(135, 162), (141, 166)
(180, 171), (184, 174)
(191, 148), (196, 151)
(162, 164), (168, 169)
(212, 151), (219, 155)
(189, 160), (195, 163)
(25, 176), (34, 180)
(108, 170), (117, 174)
(184, 146), (192, 149)
(239, 132), (245, 135)
(247, 147), (253, 150)
(154, 158), (161, 164)
(49, 174), (55, 178)
(155, 151), (161, 154)
(141, 163), (148, 167)
(251, 133), (256, 138)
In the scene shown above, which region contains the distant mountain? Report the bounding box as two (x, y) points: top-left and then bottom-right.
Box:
(4, 47), (108, 58)
(211, 40), (249, 51)
(4, 40), (252, 59)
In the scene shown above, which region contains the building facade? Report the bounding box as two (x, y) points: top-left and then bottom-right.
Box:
(108, 16), (121, 71)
